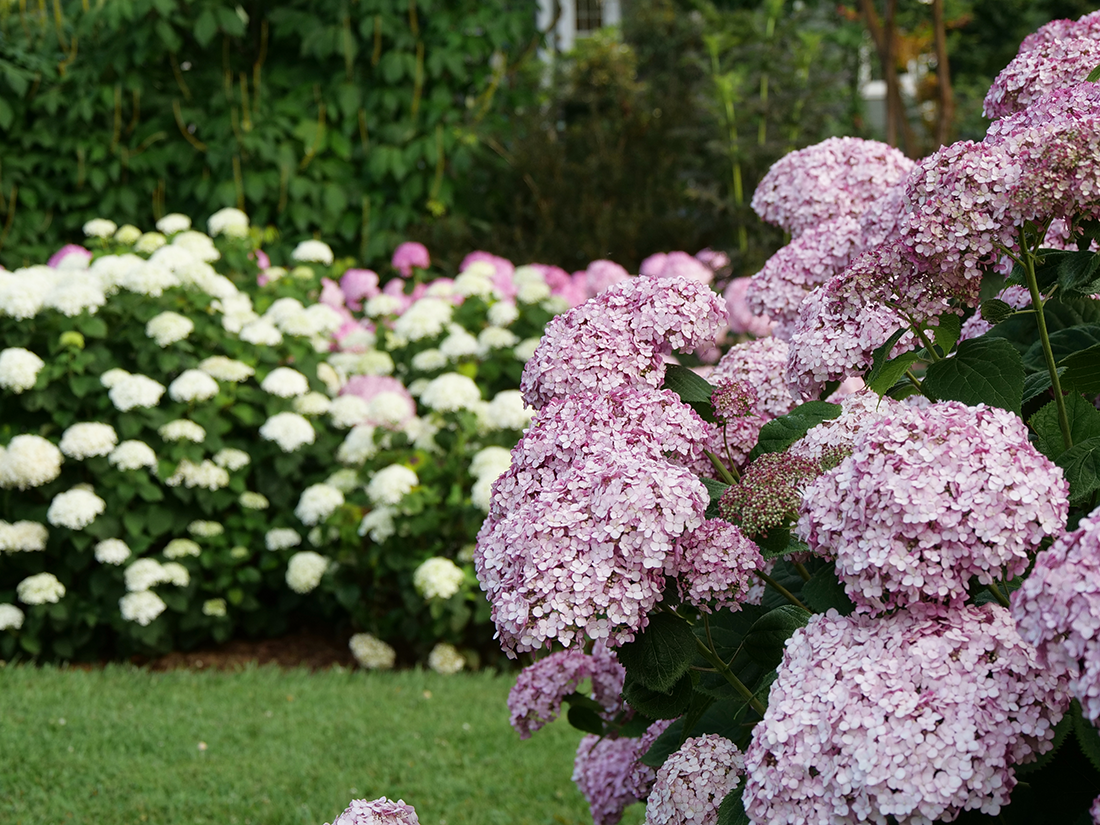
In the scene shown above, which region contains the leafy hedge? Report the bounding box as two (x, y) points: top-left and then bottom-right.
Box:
(0, 0), (536, 269)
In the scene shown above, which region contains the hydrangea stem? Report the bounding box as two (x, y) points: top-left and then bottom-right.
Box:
(706, 449), (738, 485)
(754, 569), (810, 612)
(1020, 231), (1073, 450)
(693, 634), (767, 717)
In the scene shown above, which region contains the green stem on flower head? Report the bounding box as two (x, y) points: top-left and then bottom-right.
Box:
(905, 369), (924, 392)
(694, 634), (767, 717)
(1020, 229), (1073, 451)
(794, 562), (811, 582)
(706, 449), (738, 486)
(988, 581), (1011, 609)
(721, 428), (740, 481)
(754, 569), (810, 612)
(908, 320), (942, 362)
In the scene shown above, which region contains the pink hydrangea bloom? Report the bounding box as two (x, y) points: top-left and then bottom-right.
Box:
(341, 268), (380, 311)
(251, 248), (271, 270)
(639, 252), (668, 277)
(984, 37), (1100, 119)
(899, 140), (1022, 306)
(788, 390), (906, 463)
(1012, 507), (1100, 723)
(1093, 792), (1100, 825)
(695, 248), (730, 273)
(675, 518), (762, 612)
(743, 603), (1070, 825)
(625, 719), (674, 799)
(645, 735), (744, 825)
(745, 216), (863, 339)
(642, 251), (713, 285)
(327, 797), (419, 825)
(751, 137), (914, 237)
(461, 251), (516, 298)
(858, 182), (908, 249)
(1019, 11), (1100, 53)
(391, 241), (430, 277)
(573, 735), (652, 825)
(48, 244), (92, 269)
(519, 277), (726, 410)
(584, 259), (632, 298)
(320, 277), (346, 309)
(798, 402), (1069, 614)
(341, 376), (416, 427)
(508, 644), (625, 739)
(722, 277), (775, 338)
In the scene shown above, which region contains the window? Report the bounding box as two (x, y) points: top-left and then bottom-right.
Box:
(575, 0), (603, 33)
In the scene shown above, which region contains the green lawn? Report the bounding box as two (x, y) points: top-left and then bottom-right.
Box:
(0, 664), (647, 825)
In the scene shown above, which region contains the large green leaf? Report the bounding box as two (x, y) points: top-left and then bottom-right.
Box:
(1029, 393), (1100, 461)
(622, 672), (694, 720)
(800, 563), (855, 616)
(1057, 436), (1100, 503)
(743, 605), (811, 670)
(923, 337), (1024, 415)
(617, 613), (698, 693)
(663, 363), (718, 423)
(748, 402), (841, 460)
(1023, 325), (1100, 374)
(1064, 343), (1100, 396)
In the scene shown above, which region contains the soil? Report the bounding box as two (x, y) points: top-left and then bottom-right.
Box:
(131, 628), (357, 672)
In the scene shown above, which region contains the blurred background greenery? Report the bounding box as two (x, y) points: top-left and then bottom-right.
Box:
(0, 0), (1094, 274)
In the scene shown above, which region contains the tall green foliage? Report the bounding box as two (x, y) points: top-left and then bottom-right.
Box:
(0, 0), (535, 269)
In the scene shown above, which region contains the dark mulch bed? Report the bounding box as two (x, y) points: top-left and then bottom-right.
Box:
(131, 628), (356, 672)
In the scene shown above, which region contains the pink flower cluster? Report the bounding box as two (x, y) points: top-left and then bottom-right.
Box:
(476, 387), (711, 654)
(645, 734), (745, 825)
(798, 402), (1069, 614)
(1012, 508), (1100, 723)
(750, 137), (914, 238)
(674, 518), (763, 612)
(984, 35), (1100, 120)
(573, 722), (671, 825)
(788, 390), (911, 463)
(1018, 10), (1100, 53)
(508, 643), (625, 739)
(391, 241), (430, 277)
(328, 797), (419, 825)
(743, 603), (1070, 825)
(519, 276), (726, 410)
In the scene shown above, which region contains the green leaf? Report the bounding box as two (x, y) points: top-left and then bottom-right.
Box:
(923, 337), (1024, 415)
(931, 313), (962, 355)
(980, 298), (1017, 325)
(616, 612), (697, 693)
(743, 605), (811, 670)
(800, 563), (855, 616)
(663, 363), (717, 423)
(866, 351), (922, 396)
(1017, 707), (1073, 777)
(1057, 250), (1100, 296)
(702, 477), (729, 520)
(1088, 64), (1100, 83)
(194, 9), (218, 45)
(863, 328), (907, 386)
(641, 718), (685, 768)
(749, 401), (841, 460)
(622, 672), (694, 720)
(1073, 701), (1100, 774)
(1057, 436), (1100, 503)
(77, 315), (108, 338)
(1064, 343), (1100, 396)
(717, 788), (750, 825)
(566, 705), (605, 736)
(0, 98), (12, 132)
(1023, 325), (1100, 374)
(1030, 394), (1100, 461)
(1022, 369), (1063, 405)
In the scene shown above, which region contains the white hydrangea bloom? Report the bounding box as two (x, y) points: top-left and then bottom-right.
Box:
(83, 218), (117, 238)
(358, 506), (396, 543)
(484, 390), (534, 431)
(17, 572), (65, 605)
(203, 598), (228, 617)
(164, 459), (229, 490)
(470, 446), (513, 479)
(317, 362), (343, 394)
(300, 303), (345, 336)
(119, 590), (167, 626)
(325, 468), (359, 493)
(0, 603), (25, 630)
(428, 642), (465, 675)
(172, 230), (220, 262)
(295, 484), (345, 526)
(158, 419), (206, 443)
(0, 435), (63, 489)
(407, 378), (430, 397)
(0, 520), (49, 552)
(367, 391), (415, 427)
(420, 373), (482, 413)
(340, 327), (377, 352)
(59, 422), (119, 459)
(146, 311), (194, 347)
(239, 319), (283, 346)
(120, 260), (180, 296)
(294, 392), (332, 416)
(393, 297), (453, 342)
(125, 558), (167, 591)
(488, 300), (519, 327)
(207, 207), (250, 238)
(261, 367), (309, 398)
(355, 349), (395, 376)
(412, 348), (447, 372)
(156, 213), (192, 234)
(198, 356), (255, 383)
(404, 416), (440, 453)
(147, 244), (198, 274)
(99, 367), (131, 389)
(337, 425), (378, 465)
(0, 347), (45, 392)
(440, 327), (480, 360)
(541, 295), (571, 314)
(114, 224), (142, 245)
(164, 538), (202, 558)
(94, 538), (131, 565)
(240, 491), (270, 510)
(286, 550), (329, 593)
(291, 240), (334, 264)
(478, 326), (519, 354)
(426, 280), (458, 299)
(329, 395), (371, 429)
(364, 294), (403, 317)
(160, 561), (190, 587)
(413, 557), (466, 600)
(513, 265), (551, 303)
(262, 266), (287, 283)
(454, 265), (496, 298)
(259, 412), (315, 452)
(348, 633), (396, 669)
(212, 448), (250, 471)
(45, 276), (107, 317)
(514, 337), (541, 362)
(134, 232), (166, 254)
(264, 297), (306, 325)
(109, 374), (166, 411)
(0, 269), (51, 318)
(108, 440), (158, 471)
(265, 528), (302, 551)
(366, 464), (419, 506)
(47, 488), (107, 529)
(168, 369), (220, 403)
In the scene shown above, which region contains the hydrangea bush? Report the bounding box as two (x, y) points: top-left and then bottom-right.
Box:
(462, 13), (1100, 825)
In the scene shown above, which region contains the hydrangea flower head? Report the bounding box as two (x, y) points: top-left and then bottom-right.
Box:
(391, 241), (431, 277)
(145, 311), (194, 347)
(799, 401), (1068, 614)
(720, 452), (823, 537)
(349, 633), (396, 670)
(286, 550), (328, 593)
(645, 735), (744, 825)
(428, 642), (465, 674)
(413, 557), (465, 600)
(327, 797), (419, 825)
(291, 239), (334, 265)
(984, 36), (1100, 119)
(168, 369), (220, 403)
(259, 412), (315, 452)
(47, 488), (106, 530)
(17, 572), (65, 605)
(0, 347), (45, 393)
(58, 422), (118, 459)
(0, 434), (63, 489)
(743, 603), (1069, 825)
(573, 735), (653, 825)
(508, 645), (625, 739)
(675, 518), (763, 612)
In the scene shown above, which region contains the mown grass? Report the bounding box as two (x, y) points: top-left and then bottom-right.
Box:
(0, 665), (646, 825)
